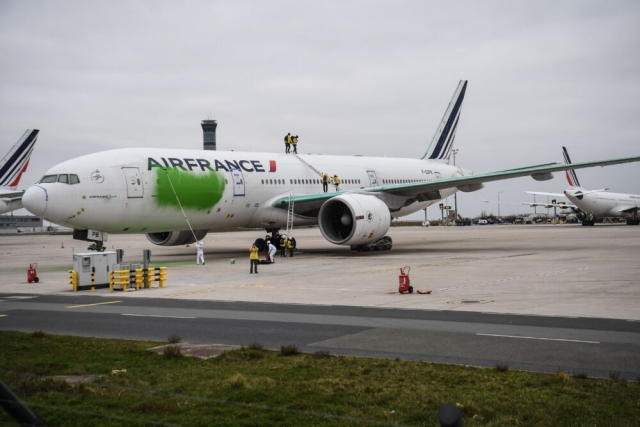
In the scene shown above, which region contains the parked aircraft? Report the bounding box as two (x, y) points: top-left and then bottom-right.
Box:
(0, 129), (39, 214)
(20, 82), (640, 251)
(526, 147), (640, 226)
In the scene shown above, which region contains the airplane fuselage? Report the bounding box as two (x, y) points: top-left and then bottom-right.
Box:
(23, 148), (459, 234)
(565, 189), (640, 218)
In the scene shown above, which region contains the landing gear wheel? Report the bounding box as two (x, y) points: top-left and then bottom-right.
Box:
(408, 286), (413, 294)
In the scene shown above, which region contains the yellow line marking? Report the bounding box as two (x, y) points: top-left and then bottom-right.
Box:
(165, 290), (213, 297)
(0, 314), (7, 318)
(67, 301), (123, 309)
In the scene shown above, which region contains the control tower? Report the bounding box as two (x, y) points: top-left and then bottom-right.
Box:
(201, 120), (217, 150)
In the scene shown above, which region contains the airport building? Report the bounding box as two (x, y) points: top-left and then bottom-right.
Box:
(201, 119), (217, 150)
(0, 214), (43, 232)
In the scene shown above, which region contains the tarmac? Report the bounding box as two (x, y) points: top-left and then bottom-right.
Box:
(1, 223), (639, 321)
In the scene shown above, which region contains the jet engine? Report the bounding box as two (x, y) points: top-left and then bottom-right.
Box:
(146, 229), (208, 246)
(318, 194), (390, 245)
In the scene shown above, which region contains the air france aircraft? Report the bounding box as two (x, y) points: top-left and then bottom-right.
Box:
(526, 147), (640, 226)
(0, 129), (39, 214)
(21, 81), (640, 251)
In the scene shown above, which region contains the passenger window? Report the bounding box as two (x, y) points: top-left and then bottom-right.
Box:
(40, 175), (58, 183)
(57, 174), (69, 184)
(70, 174), (80, 184)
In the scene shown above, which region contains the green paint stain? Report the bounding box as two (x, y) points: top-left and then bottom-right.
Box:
(155, 168), (225, 210)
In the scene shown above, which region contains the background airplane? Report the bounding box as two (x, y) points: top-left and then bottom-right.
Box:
(20, 83), (640, 251)
(526, 147), (640, 226)
(0, 129), (40, 215)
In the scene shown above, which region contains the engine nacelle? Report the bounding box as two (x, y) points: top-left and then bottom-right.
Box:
(532, 172), (554, 181)
(146, 229), (208, 246)
(318, 194), (390, 245)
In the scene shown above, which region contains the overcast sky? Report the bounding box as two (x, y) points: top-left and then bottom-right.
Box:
(2, 0), (639, 219)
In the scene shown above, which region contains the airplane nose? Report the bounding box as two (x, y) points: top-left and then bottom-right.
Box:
(22, 185), (48, 216)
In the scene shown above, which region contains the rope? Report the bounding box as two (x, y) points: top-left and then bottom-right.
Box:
(164, 169), (198, 242)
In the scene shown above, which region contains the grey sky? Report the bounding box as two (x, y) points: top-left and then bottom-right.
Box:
(2, 0), (639, 219)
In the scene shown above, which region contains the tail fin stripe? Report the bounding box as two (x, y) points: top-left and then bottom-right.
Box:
(561, 146), (581, 187)
(423, 80), (467, 161)
(429, 87), (465, 160)
(0, 130), (39, 188)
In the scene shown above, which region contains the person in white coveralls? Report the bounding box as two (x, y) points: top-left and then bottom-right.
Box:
(196, 241), (205, 265)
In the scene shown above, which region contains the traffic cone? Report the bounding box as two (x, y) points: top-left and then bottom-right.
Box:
(61, 242), (64, 249)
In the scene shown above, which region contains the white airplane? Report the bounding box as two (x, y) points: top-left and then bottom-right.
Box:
(20, 81), (640, 251)
(0, 129), (40, 214)
(526, 146), (640, 226)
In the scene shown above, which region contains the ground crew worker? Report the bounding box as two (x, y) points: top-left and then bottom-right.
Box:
(279, 236), (287, 257)
(286, 237), (294, 257)
(284, 133), (291, 154)
(333, 175), (340, 191)
(322, 173), (329, 193)
(267, 240), (277, 263)
(249, 243), (259, 274)
(291, 135), (298, 154)
(196, 241), (205, 265)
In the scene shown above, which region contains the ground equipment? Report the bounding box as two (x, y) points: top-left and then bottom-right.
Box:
(398, 266), (412, 294)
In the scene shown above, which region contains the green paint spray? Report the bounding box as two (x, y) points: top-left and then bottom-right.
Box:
(155, 167), (225, 210)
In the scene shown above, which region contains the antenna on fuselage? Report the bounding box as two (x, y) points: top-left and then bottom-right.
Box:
(164, 169), (198, 242)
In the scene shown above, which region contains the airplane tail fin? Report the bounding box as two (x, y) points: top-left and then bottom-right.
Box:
(421, 80), (467, 162)
(0, 129), (39, 189)
(562, 146), (582, 188)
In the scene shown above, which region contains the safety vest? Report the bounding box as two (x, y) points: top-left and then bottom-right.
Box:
(249, 246), (259, 260)
(286, 239), (294, 249)
(322, 174), (329, 183)
(279, 239), (286, 248)
(333, 176), (340, 185)
(291, 136), (298, 145)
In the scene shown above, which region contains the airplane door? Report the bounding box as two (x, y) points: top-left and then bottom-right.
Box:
(230, 168), (245, 196)
(366, 170), (378, 187)
(122, 167), (143, 198)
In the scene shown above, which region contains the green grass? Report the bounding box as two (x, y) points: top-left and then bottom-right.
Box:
(0, 330), (638, 426)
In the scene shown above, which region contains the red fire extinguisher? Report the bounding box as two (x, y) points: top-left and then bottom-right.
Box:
(27, 263), (39, 283)
(398, 266), (412, 294)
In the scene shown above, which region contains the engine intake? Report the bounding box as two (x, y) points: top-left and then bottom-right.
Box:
(146, 229), (208, 246)
(318, 194), (390, 245)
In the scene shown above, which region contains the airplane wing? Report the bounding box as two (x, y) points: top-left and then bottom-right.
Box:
(525, 191), (567, 198)
(274, 155), (640, 215)
(611, 205), (640, 214)
(524, 202), (576, 209)
(0, 190), (25, 214)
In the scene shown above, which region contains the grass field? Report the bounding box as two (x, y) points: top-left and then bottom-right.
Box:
(1, 330), (638, 426)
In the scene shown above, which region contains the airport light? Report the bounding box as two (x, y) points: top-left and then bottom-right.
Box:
(498, 191), (503, 218)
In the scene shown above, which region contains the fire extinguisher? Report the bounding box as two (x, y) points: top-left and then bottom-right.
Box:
(27, 263), (39, 283)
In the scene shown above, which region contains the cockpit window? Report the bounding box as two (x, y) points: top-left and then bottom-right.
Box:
(57, 174), (69, 184)
(39, 175), (58, 183)
(70, 174), (80, 184)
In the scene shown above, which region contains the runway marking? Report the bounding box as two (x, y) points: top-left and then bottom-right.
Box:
(0, 314), (7, 318)
(2, 296), (37, 300)
(165, 290), (214, 297)
(122, 314), (196, 319)
(67, 301), (123, 309)
(437, 267), (589, 292)
(477, 333), (599, 344)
